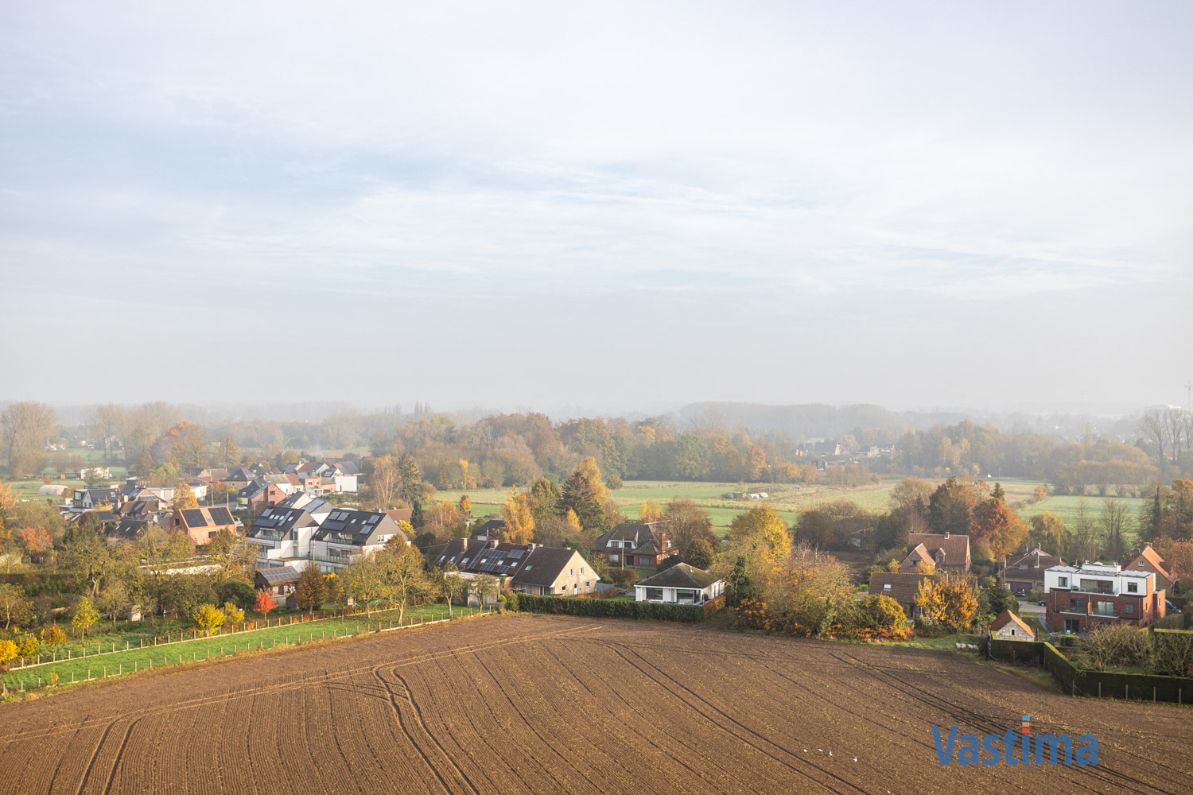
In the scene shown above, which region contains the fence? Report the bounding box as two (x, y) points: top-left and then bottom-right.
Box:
(2, 605), (493, 693)
(8, 605), (416, 671)
(986, 636), (1192, 704)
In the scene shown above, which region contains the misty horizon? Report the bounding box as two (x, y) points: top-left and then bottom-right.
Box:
(3, 2), (1192, 409)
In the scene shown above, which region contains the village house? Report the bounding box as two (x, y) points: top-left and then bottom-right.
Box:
(71, 487), (122, 511)
(635, 563), (725, 604)
(1002, 547), (1063, 596)
(436, 540), (599, 598)
(906, 532), (971, 574)
(592, 522), (675, 568)
(310, 509), (406, 572)
(990, 609), (1036, 641)
(867, 571), (933, 619)
(1121, 543), (1175, 594)
(173, 506), (238, 547)
(238, 480), (288, 515)
(1044, 562), (1166, 633)
(245, 504), (325, 572)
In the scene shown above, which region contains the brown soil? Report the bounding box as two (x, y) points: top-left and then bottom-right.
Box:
(0, 616), (1188, 793)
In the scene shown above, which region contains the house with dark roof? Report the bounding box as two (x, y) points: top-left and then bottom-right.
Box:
(906, 532), (971, 574)
(470, 518), (506, 541)
(436, 540), (598, 597)
(868, 571), (933, 619)
(173, 506), (239, 546)
(310, 509), (406, 572)
(635, 564), (724, 604)
(1003, 547), (1062, 595)
(71, 487), (122, 511)
(106, 498), (171, 541)
(238, 480), (288, 514)
(990, 610), (1035, 641)
(254, 565), (303, 597)
(1121, 543), (1175, 594)
(593, 522), (675, 568)
(246, 506), (322, 571)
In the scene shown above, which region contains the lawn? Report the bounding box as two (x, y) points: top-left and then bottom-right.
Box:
(3, 478), (84, 502)
(2, 603), (485, 692)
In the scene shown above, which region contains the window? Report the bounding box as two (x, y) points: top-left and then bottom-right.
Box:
(1124, 603), (1135, 614)
(644, 587), (663, 601)
(1127, 581), (1138, 594)
(569, 568), (574, 576)
(883, 584), (892, 592)
(1057, 576), (1069, 588)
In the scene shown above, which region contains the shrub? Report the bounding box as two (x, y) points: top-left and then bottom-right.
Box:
(607, 568), (640, 587)
(217, 578), (257, 610)
(1080, 624), (1150, 671)
(16, 633), (40, 658)
(40, 623), (66, 646)
(191, 603), (226, 637)
(1151, 630), (1193, 677)
(0, 639), (17, 668)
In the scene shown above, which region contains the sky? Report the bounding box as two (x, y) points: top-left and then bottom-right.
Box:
(1, 1), (1191, 415)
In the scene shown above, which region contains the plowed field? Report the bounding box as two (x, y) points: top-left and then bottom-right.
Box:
(1, 616), (1188, 793)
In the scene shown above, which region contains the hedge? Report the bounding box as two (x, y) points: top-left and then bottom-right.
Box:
(516, 594), (711, 622)
(988, 638), (1042, 665)
(987, 637), (1193, 704)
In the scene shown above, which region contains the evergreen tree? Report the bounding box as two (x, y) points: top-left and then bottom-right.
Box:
(560, 461), (608, 531)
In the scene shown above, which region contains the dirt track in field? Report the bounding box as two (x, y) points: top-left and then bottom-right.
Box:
(1, 615), (1189, 794)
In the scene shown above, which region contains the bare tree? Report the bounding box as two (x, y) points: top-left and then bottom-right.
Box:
(1, 402), (57, 478)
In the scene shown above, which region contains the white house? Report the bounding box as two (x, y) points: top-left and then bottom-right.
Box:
(635, 563), (725, 604)
(310, 509), (406, 572)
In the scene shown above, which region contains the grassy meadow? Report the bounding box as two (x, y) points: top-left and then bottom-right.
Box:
(433, 477), (1154, 539)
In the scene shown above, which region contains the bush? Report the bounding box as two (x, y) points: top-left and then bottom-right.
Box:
(1151, 630), (1193, 677)
(1080, 624), (1150, 671)
(607, 568), (640, 587)
(517, 594), (705, 622)
(217, 578), (257, 610)
(40, 623), (66, 646)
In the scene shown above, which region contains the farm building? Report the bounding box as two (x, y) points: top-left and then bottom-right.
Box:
(990, 610), (1035, 641)
(635, 564), (724, 604)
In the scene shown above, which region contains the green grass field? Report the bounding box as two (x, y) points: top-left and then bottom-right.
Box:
(1018, 494), (1148, 526)
(434, 477), (1155, 538)
(2, 603), (484, 693)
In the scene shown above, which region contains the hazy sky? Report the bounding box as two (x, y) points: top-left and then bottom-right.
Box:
(2, 2), (1190, 414)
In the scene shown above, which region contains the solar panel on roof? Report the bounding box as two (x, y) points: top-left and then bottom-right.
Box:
(183, 509), (207, 527)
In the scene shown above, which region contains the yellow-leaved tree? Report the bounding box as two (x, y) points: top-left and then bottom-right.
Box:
(502, 492), (536, 544)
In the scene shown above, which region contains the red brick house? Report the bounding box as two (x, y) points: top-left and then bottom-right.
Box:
(1044, 563), (1166, 634)
(1121, 543), (1175, 594)
(173, 506), (238, 547)
(906, 532), (971, 574)
(592, 522), (675, 568)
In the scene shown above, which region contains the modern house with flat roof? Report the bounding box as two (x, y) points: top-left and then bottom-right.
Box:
(1044, 562), (1166, 633)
